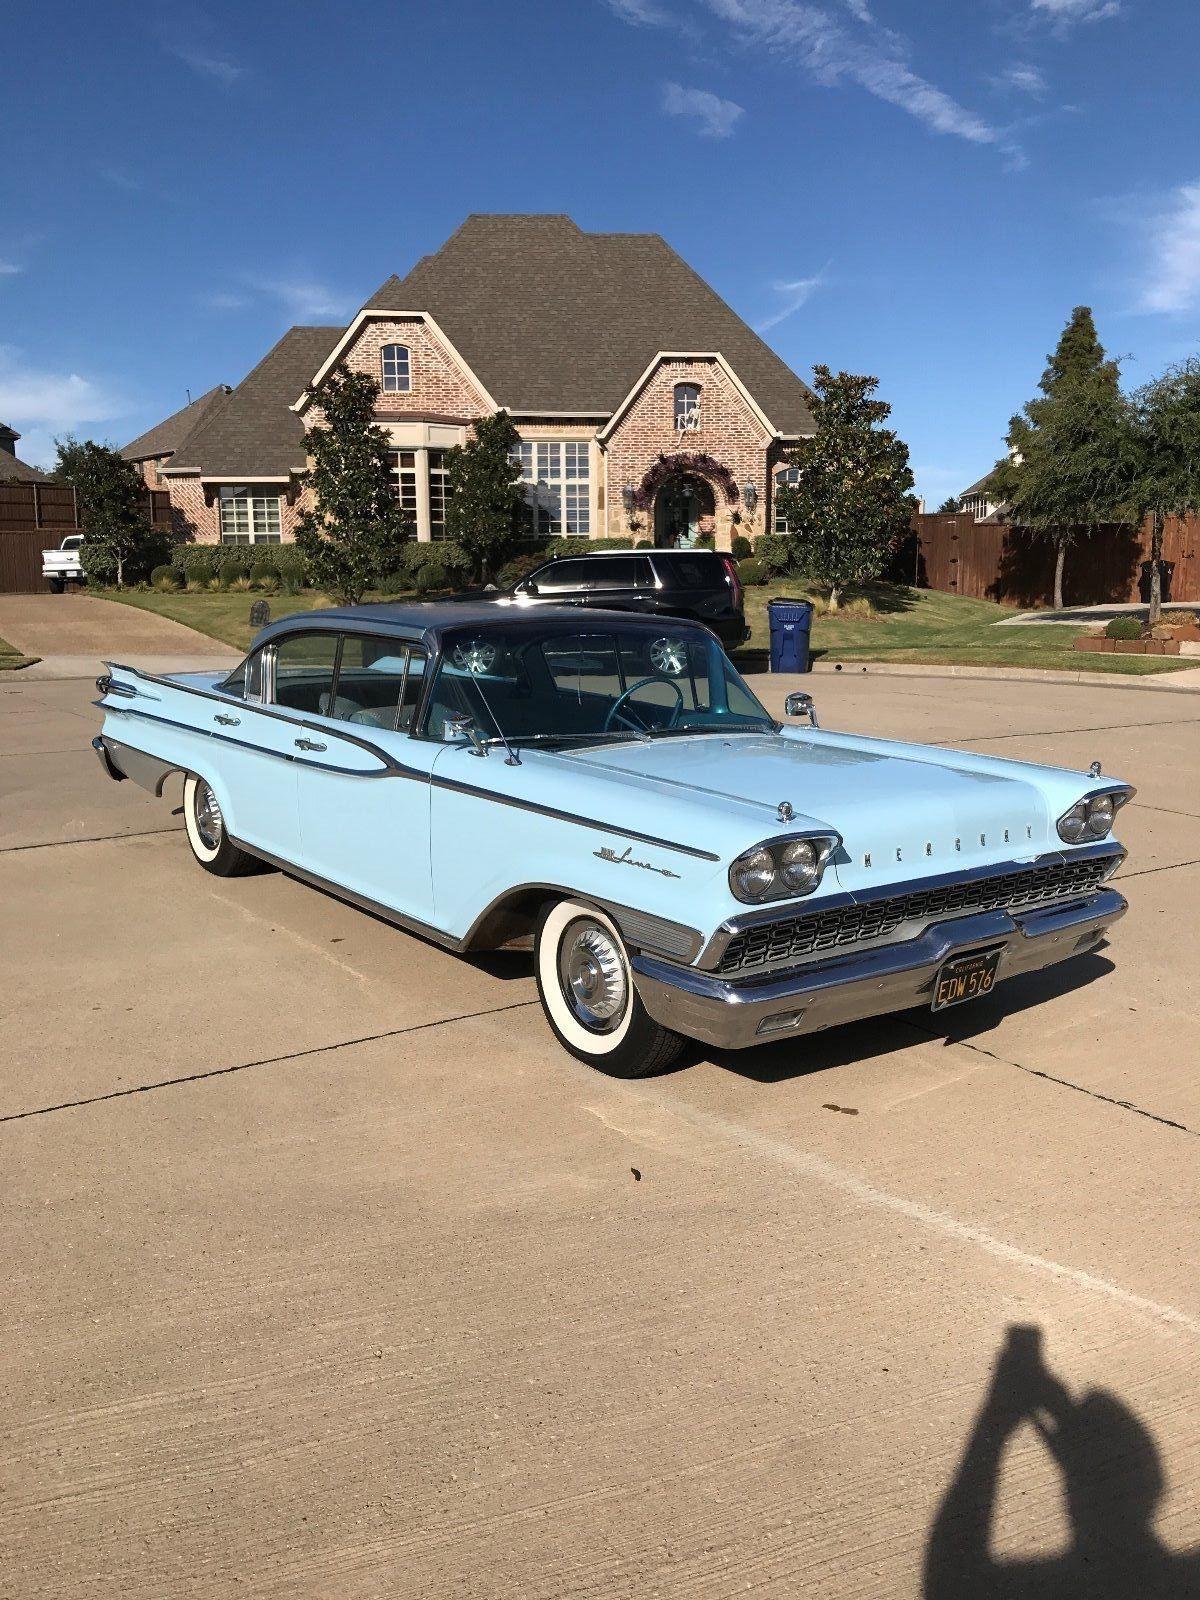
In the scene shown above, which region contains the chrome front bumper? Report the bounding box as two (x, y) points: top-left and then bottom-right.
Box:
(631, 889), (1127, 1050)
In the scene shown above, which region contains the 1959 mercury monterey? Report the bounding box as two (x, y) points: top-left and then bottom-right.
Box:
(94, 603), (1132, 1077)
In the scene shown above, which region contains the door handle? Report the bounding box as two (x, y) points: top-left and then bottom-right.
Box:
(213, 713), (241, 726)
(294, 737), (327, 752)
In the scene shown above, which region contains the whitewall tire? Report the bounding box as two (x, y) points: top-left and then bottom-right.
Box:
(534, 899), (684, 1077)
(182, 774), (257, 877)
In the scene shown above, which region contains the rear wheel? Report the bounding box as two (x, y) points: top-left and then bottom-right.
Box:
(182, 774), (257, 877)
(534, 899), (683, 1077)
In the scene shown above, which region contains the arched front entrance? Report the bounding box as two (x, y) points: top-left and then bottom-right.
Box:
(653, 473), (716, 548)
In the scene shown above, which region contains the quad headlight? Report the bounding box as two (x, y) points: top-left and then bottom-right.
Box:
(1056, 788), (1131, 844)
(728, 833), (839, 903)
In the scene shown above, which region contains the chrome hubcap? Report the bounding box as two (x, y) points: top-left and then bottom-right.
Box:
(194, 780), (223, 850)
(560, 921), (628, 1032)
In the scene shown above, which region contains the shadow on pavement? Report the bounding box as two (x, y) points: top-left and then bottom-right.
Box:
(924, 1325), (1198, 1598)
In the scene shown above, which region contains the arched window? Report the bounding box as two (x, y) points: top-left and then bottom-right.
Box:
(381, 344), (411, 393)
(774, 466), (802, 533)
(674, 383), (701, 431)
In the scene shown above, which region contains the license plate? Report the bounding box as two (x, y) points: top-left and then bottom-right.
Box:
(931, 947), (1002, 1011)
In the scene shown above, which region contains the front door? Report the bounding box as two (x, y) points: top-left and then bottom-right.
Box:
(653, 475), (714, 549)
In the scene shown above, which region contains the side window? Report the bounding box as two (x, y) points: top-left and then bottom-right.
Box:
(662, 554), (717, 590)
(532, 559), (594, 593)
(331, 636), (425, 731)
(273, 632), (340, 715)
(588, 557), (640, 591)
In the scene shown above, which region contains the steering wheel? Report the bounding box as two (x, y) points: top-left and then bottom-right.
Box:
(604, 676), (684, 734)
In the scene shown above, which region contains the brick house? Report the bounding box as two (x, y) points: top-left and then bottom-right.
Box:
(126, 215), (816, 553)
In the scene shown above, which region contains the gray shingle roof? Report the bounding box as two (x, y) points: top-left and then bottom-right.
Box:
(121, 386), (230, 463)
(363, 215), (815, 434)
(168, 327), (340, 478)
(0, 434), (52, 481)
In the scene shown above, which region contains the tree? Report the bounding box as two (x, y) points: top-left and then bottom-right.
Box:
(442, 410), (524, 582)
(774, 367), (915, 610)
(1130, 358), (1200, 624)
(936, 496), (960, 514)
(984, 308), (1134, 611)
(53, 437), (161, 586)
(294, 363), (411, 604)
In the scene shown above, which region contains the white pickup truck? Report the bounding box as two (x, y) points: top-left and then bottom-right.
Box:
(42, 534), (84, 591)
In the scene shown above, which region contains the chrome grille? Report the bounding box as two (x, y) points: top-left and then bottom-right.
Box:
(715, 855), (1114, 976)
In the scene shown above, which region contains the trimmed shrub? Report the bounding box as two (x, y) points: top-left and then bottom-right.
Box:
(218, 557), (244, 589)
(496, 551), (546, 588)
(149, 564), (179, 589)
(249, 559), (279, 588)
(753, 533), (794, 579)
(694, 530), (716, 550)
(1105, 616), (1143, 640)
(634, 538), (653, 549)
(376, 568), (411, 595)
(730, 534), (753, 561)
(738, 558), (766, 586)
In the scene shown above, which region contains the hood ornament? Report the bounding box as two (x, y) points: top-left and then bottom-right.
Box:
(777, 800), (795, 823)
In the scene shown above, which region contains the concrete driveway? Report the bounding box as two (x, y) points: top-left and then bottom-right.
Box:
(0, 592), (238, 678)
(2, 668), (1197, 1598)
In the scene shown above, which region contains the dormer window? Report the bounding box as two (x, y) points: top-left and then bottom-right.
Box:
(381, 344), (411, 393)
(674, 383), (701, 431)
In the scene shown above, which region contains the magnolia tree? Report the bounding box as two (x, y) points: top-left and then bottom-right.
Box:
(294, 364), (412, 604)
(53, 437), (163, 586)
(985, 307), (1132, 611)
(1131, 358), (1200, 623)
(774, 367), (915, 610)
(443, 410), (525, 582)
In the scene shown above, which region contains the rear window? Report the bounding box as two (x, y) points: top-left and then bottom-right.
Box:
(653, 552), (723, 589)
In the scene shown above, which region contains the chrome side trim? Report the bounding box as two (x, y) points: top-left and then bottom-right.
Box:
(229, 837), (464, 951)
(698, 842), (1126, 970)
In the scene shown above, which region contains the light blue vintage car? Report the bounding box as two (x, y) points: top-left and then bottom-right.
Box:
(94, 603), (1132, 1077)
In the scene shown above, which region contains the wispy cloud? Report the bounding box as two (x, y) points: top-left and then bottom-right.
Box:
(1135, 181), (1200, 315)
(160, 34), (244, 86)
(0, 260), (22, 277)
(756, 272), (826, 331)
(995, 62), (1048, 97)
(0, 348), (130, 466)
(661, 80), (745, 137)
(699, 0), (1007, 151)
(202, 274), (357, 321)
(604, 0), (671, 22)
(1030, 0), (1119, 26)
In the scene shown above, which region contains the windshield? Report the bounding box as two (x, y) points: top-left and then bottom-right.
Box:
(425, 625), (774, 747)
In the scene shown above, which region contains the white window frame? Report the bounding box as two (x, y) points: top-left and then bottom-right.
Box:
(674, 383), (701, 432)
(510, 440), (590, 537)
(774, 467), (801, 534)
(381, 343), (411, 394)
(219, 489), (283, 545)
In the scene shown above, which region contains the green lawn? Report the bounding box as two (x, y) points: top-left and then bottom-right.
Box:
(735, 581), (1192, 677)
(101, 582), (1194, 677)
(0, 634), (35, 670)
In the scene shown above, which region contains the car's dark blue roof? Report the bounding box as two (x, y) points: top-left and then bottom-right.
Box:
(252, 600), (712, 652)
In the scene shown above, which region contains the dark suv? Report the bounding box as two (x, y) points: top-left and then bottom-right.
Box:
(490, 548), (748, 648)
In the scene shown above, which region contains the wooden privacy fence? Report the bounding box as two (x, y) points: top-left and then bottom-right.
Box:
(912, 512), (1200, 608)
(0, 484), (175, 592)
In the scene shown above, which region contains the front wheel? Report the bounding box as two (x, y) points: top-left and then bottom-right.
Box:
(534, 900), (684, 1077)
(182, 774), (258, 877)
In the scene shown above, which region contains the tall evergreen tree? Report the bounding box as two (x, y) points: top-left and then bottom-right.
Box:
(53, 436), (160, 586)
(1130, 358), (1200, 623)
(294, 364), (411, 604)
(442, 410), (525, 583)
(774, 367), (915, 610)
(985, 308), (1133, 610)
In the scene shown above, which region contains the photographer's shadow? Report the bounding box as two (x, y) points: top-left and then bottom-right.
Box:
(925, 1325), (1197, 1598)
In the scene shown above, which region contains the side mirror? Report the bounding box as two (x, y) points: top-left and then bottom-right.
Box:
(445, 716), (487, 756)
(784, 691), (819, 727)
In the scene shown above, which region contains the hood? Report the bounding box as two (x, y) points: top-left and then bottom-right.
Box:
(559, 729), (1067, 890)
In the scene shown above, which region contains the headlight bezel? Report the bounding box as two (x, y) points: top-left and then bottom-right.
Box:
(1056, 785), (1134, 845)
(728, 831), (840, 904)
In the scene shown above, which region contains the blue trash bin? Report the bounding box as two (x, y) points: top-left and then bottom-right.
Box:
(767, 598), (814, 673)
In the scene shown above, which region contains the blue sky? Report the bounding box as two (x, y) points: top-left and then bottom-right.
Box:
(2, 0), (1198, 501)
